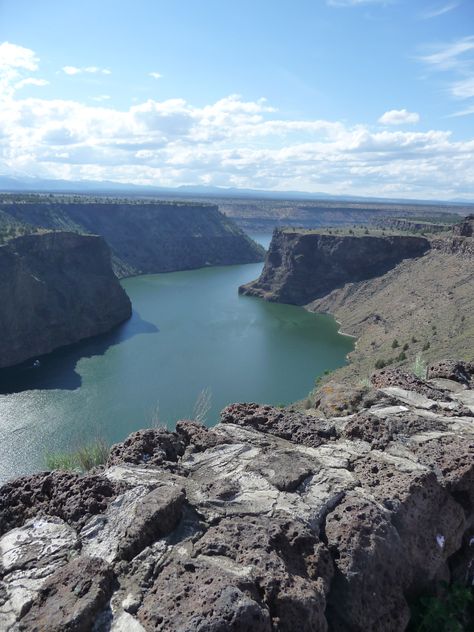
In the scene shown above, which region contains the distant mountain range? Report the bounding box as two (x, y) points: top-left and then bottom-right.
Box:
(0, 174), (473, 206)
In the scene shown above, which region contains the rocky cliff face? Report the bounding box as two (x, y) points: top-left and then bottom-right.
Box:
(0, 360), (473, 631)
(240, 229), (430, 304)
(0, 232), (131, 369)
(0, 199), (264, 277)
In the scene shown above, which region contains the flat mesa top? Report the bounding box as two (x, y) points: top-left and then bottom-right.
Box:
(280, 226), (450, 238)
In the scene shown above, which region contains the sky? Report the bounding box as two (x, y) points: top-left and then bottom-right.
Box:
(0, 0), (474, 200)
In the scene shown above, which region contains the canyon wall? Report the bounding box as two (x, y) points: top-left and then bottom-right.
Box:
(0, 231), (132, 369)
(0, 199), (265, 277)
(240, 229), (430, 304)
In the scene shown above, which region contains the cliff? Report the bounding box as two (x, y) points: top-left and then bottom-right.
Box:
(0, 360), (473, 631)
(0, 232), (132, 369)
(240, 219), (474, 382)
(0, 197), (264, 277)
(374, 217), (452, 234)
(240, 228), (430, 304)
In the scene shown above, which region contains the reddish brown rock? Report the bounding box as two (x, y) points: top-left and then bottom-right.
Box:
(17, 556), (115, 632)
(0, 471), (120, 536)
(220, 402), (338, 448)
(427, 359), (474, 387)
(370, 367), (447, 400)
(107, 428), (185, 469)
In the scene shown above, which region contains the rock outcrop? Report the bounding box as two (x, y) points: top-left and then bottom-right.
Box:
(1, 363), (473, 631)
(240, 219), (474, 382)
(0, 231), (131, 369)
(0, 198), (264, 277)
(239, 229), (429, 304)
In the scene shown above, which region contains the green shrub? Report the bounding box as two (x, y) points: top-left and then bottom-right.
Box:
(412, 353), (428, 379)
(45, 438), (110, 473)
(422, 341), (431, 351)
(398, 351), (407, 362)
(392, 339), (400, 349)
(375, 359), (386, 369)
(408, 581), (473, 632)
(403, 343), (409, 351)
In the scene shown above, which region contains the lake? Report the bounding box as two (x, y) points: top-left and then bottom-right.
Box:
(0, 236), (353, 483)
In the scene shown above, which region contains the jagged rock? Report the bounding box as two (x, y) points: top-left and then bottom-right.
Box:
(312, 381), (391, 417)
(0, 471), (121, 536)
(427, 359), (474, 387)
(0, 517), (79, 629)
(370, 367), (447, 400)
(17, 556), (115, 632)
(341, 410), (449, 449)
(81, 484), (185, 563)
(220, 402), (338, 448)
(107, 428), (186, 470)
(138, 517), (333, 632)
(452, 214), (474, 238)
(175, 420), (228, 452)
(0, 367), (473, 631)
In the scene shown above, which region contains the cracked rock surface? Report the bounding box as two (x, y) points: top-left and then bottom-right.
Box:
(0, 365), (473, 631)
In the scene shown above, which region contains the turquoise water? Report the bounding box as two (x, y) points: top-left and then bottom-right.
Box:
(0, 239), (353, 483)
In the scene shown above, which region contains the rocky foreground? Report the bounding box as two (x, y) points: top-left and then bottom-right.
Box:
(0, 360), (473, 631)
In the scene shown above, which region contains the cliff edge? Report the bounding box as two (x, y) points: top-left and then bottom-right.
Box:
(0, 197), (265, 277)
(239, 229), (430, 304)
(0, 231), (132, 369)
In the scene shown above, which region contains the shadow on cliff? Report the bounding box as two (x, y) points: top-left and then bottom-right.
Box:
(0, 310), (158, 394)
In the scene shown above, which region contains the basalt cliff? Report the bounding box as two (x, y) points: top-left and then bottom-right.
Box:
(240, 218), (474, 382)
(0, 196), (264, 277)
(0, 231), (131, 369)
(0, 360), (473, 631)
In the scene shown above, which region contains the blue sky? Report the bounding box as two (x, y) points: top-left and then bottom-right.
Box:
(1, 0), (473, 199)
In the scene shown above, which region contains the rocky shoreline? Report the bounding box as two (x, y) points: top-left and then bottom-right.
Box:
(0, 360), (473, 631)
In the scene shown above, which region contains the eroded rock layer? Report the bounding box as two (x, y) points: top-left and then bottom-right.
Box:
(239, 229), (429, 304)
(0, 231), (131, 368)
(0, 199), (264, 277)
(1, 363), (473, 631)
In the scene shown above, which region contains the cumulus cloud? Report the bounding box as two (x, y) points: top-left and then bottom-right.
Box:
(62, 65), (111, 75)
(149, 72), (162, 79)
(0, 41), (38, 71)
(378, 109), (420, 125)
(1, 43), (474, 199)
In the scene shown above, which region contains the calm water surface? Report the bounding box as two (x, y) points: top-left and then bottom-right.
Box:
(0, 237), (353, 482)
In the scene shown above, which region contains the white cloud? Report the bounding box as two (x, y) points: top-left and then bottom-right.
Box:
(1, 43), (474, 199)
(451, 77), (474, 99)
(0, 41), (38, 71)
(419, 36), (474, 71)
(420, 2), (459, 19)
(378, 109), (420, 125)
(62, 65), (111, 75)
(91, 95), (111, 102)
(418, 36), (474, 117)
(149, 72), (162, 80)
